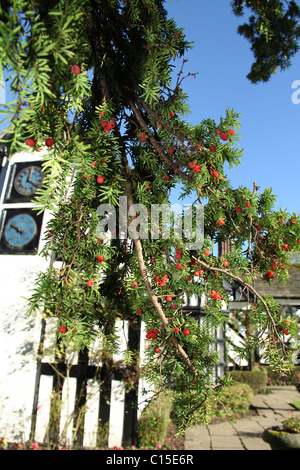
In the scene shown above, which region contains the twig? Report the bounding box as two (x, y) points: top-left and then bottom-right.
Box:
(191, 255), (288, 352)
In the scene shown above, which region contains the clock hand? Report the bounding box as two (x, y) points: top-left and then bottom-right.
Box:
(11, 223), (24, 234)
(27, 167), (38, 186)
(27, 178), (39, 187)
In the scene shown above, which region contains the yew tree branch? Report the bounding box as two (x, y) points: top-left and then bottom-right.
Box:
(128, 99), (194, 183)
(119, 132), (198, 377)
(192, 256), (288, 352)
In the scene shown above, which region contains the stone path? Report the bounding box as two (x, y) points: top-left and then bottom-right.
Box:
(184, 386), (300, 450)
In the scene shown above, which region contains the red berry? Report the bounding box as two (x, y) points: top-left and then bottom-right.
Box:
(97, 255), (104, 262)
(188, 161), (196, 168)
(210, 145), (216, 152)
(170, 111), (175, 117)
(223, 260), (229, 267)
(220, 133), (228, 141)
(26, 138), (35, 147)
(194, 271), (200, 276)
(137, 308), (142, 315)
(210, 290), (221, 300)
(45, 138), (54, 147)
(132, 281), (138, 287)
(236, 206), (242, 213)
(246, 201), (251, 207)
(166, 296), (173, 302)
(192, 165), (201, 173)
(218, 219), (224, 226)
(265, 271), (274, 279)
(91, 162), (97, 167)
(150, 257), (155, 263)
(282, 328), (289, 335)
(155, 347), (160, 353)
(71, 64), (81, 74)
(176, 262), (182, 270)
(183, 329), (190, 336)
(174, 32), (180, 39)
(204, 249), (210, 256)
(59, 325), (67, 334)
(216, 129), (221, 135)
(164, 175), (170, 181)
(174, 327), (180, 333)
(182, 385), (188, 391)
(171, 304), (177, 310)
(97, 175), (104, 183)
(212, 171), (219, 178)
(228, 129), (235, 135)
(168, 148), (175, 155)
(87, 280), (94, 287)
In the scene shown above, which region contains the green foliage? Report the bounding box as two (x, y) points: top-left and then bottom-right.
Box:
(229, 368), (268, 394)
(231, 0), (300, 83)
(1, 0), (299, 434)
(267, 365), (300, 385)
(137, 393), (172, 448)
(211, 382), (254, 418)
(282, 414), (300, 433)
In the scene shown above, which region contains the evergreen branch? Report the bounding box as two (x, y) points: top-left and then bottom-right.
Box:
(128, 98), (193, 183)
(192, 256), (289, 355)
(119, 128), (198, 377)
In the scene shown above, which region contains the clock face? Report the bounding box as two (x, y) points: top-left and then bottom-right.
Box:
(4, 213), (37, 248)
(4, 162), (45, 203)
(14, 165), (44, 196)
(0, 209), (43, 253)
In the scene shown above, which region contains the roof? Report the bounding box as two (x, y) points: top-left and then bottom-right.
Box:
(254, 264), (300, 301)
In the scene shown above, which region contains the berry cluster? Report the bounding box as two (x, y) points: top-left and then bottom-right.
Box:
(210, 290), (221, 300)
(154, 274), (169, 287)
(146, 328), (159, 340)
(101, 120), (115, 133)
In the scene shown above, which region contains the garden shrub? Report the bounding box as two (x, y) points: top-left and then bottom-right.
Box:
(229, 368), (268, 393)
(137, 393), (172, 448)
(266, 365), (300, 385)
(212, 382), (254, 418)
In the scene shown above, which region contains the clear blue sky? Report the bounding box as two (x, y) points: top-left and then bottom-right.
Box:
(166, 0), (300, 215)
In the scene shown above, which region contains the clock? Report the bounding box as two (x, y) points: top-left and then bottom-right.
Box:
(0, 209), (43, 253)
(4, 213), (37, 248)
(4, 162), (44, 203)
(14, 165), (44, 196)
